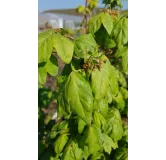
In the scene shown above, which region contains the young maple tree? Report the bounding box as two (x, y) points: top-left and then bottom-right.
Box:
(38, 2), (128, 160)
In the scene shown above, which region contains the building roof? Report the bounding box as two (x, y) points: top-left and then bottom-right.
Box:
(43, 8), (104, 16)
(39, 12), (82, 25)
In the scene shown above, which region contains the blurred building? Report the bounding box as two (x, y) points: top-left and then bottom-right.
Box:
(38, 8), (128, 32)
(38, 12), (82, 32)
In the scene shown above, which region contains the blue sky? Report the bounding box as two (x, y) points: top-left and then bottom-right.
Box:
(38, 0), (128, 12)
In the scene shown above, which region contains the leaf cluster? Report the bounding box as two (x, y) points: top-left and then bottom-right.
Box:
(38, 10), (128, 160)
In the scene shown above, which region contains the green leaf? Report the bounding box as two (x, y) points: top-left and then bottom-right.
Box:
(58, 121), (69, 134)
(61, 149), (74, 160)
(54, 134), (69, 155)
(38, 55), (59, 85)
(57, 83), (71, 118)
(65, 72), (93, 124)
(103, 116), (112, 134)
(101, 133), (117, 154)
(114, 147), (128, 160)
(50, 123), (59, 139)
(61, 141), (73, 160)
(99, 98), (108, 115)
(57, 101), (69, 119)
(61, 140), (74, 160)
(88, 12), (114, 35)
(101, 13), (114, 35)
(93, 111), (106, 130)
(38, 29), (53, 42)
(122, 120), (128, 143)
(90, 153), (105, 160)
(122, 49), (128, 74)
(58, 102), (71, 119)
(93, 98), (108, 115)
(38, 67), (47, 85)
(117, 70), (127, 87)
(114, 47), (127, 58)
(82, 146), (90, 160)
(104, 38), (116, 49)
(105, 108), (124, 141)
(109, 65), (119, 96)
(74, 34), (97, 58)
(73, 143), (83, 160)
(61, 140), (83, 160)
(53, 33), (74, 64)
(93, 111), (101, 128)
(93, 99), (99, 110)
(113, 47), (128, 75)
(88, 13), (103, 34)
(97, 112), (106, 130)
(120, 87), (128, 99)
(113, 17), (128, 48)
(38, 29), (54, 63)
(44, 55), (59, 76)
(78, 118), (86, 134)
(113, 92), (125, 111)
(58, 121), (68, 131)
(50, 156), (57, 160)
(106, 85), (113, 104)
(48, 91), (52, 99)
(91, 55), (111, 100)
(80, 125), (101, 154)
